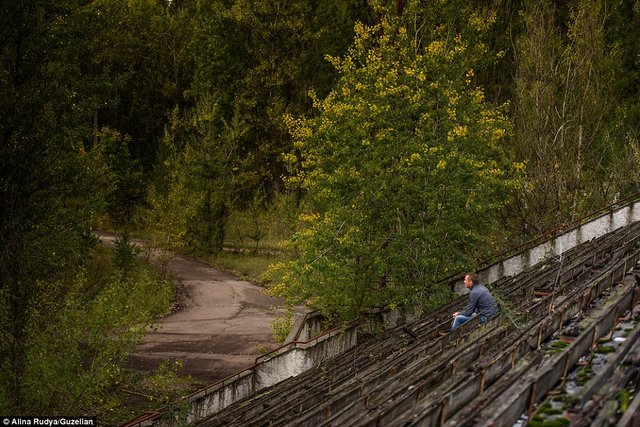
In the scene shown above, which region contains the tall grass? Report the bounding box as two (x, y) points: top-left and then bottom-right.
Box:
(207, 193), (300, 284)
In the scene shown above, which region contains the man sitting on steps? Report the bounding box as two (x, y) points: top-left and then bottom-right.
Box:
(451, 272), (499, 332)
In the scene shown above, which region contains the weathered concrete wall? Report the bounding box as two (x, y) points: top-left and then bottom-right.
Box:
(454, 200), (640, 293)
(141, 324), (359, 426)
(254, 326), (358, 389)
(185, 372), (254, 425)
(153, 304), (412, 425)
(360, 308), (416, 335)
(179, 324), (358, 425)
(288, 308), (415, 344)
(286, 310), (324, 342)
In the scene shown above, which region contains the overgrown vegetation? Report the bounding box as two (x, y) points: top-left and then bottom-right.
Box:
(269, 2), (523, 320)
(3, 0), (640, 415)
(271, 309), (296, 344)
(97, 359), (204, 425)
(0, 235), (192, 417)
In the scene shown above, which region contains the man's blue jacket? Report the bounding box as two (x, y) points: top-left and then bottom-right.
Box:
(460, 283), (499, 318)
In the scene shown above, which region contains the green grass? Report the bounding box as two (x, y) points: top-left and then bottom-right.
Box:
(529, 402), (570, 427)
(223, 196), (298, 251)
(206, 250), (285, 285)
(595, 345), (616, 354)
(528, 418), (570, 427)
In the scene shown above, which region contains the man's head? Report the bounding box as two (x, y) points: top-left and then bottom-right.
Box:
(464, 272), (480, 289)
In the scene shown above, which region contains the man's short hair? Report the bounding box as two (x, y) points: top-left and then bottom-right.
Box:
(465, 272), (480, 284)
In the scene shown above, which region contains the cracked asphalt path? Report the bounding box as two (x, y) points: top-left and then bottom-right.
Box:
(97, 231), (286, 383)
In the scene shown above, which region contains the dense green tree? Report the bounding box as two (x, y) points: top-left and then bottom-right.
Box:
(474, 0), (524, 105)
(18, 264), (173, 415)
(147, 0), (370, 254)
(0, 0), (105, 409)
(189, 0), (371, 205)
(148, 98), (232, 253)
(93, 128), (146, 226)
(81, 0), (192, 171)
(0, 0), (179, 413)
(605, 0), (640, 195)
(270, 0), (523, 321)
(512, 0), (633, 235)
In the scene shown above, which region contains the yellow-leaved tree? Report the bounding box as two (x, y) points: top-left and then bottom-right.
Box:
(270, 0), (524, 322)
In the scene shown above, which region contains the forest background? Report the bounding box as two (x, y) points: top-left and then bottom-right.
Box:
(2, 0), (640, 421)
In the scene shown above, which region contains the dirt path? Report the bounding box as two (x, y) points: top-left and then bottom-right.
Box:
(96, 231), (288, 383)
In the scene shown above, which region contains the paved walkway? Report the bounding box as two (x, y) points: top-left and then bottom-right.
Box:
(97, 231), (286, 383)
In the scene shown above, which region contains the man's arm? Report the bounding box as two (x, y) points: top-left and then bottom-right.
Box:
(459, 289), (479, 317)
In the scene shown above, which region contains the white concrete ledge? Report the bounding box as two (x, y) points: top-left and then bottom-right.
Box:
(454, 200), (640, 293)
